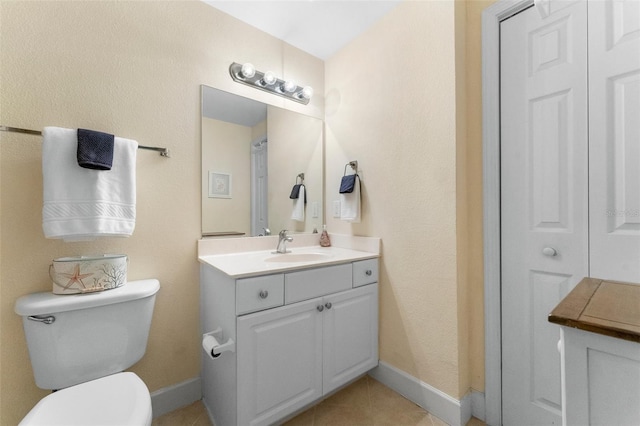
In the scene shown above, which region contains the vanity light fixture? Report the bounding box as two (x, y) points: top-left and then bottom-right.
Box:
(229, 62), (313, 105)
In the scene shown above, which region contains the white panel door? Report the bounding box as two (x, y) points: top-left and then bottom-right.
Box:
(251, 138), (268, 236)
(500, 2), (589, 424)
(237, 298), (323, 426)
(588, 0), (640, 282)
(322, 284), (379, 395)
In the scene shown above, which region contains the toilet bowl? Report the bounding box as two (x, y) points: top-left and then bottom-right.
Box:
(15, 279), (160, 426)
(19, 373), (152, 426)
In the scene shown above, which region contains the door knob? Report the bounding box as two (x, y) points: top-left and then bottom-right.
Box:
(542, 247), (557, 257)
(317, 305), (324, 312)
(324, 302), (332, 309)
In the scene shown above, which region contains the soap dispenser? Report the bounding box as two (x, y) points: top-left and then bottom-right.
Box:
(319, 225), (331, 247)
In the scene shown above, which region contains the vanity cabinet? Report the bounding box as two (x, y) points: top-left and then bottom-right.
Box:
(200, 258), (379, 426)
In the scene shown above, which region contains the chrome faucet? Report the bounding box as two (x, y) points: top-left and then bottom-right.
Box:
(276, 229), (293, 254)
(260, 227), (271, 236)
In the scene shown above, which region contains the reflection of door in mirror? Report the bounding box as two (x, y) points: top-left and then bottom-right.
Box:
(251, 136), (268, 236)
(201, 85), (323, 237)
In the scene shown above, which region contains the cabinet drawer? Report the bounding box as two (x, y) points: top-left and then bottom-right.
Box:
(236, 274), (284, 315)
(285, 264), (352, 304)
(353, 259), (378, 287)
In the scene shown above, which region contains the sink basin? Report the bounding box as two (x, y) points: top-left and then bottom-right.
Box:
(265, 253), (331, 263)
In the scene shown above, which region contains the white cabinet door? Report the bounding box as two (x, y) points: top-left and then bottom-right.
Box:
(588, 0), (640, 282)
(237, 298), (323, 426)
(500, 2), (589, 424)
(322, 284), (379, 395)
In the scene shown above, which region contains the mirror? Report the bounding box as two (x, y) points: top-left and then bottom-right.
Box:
(201, 85), (323, 237)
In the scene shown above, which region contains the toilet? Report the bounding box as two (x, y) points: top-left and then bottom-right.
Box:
(14, 279), (160, 426)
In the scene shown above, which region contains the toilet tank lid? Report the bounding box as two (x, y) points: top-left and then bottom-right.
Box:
(15, 279), (160, 316)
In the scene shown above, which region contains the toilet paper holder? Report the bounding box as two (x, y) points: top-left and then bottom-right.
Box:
(202, 327), (235, 358)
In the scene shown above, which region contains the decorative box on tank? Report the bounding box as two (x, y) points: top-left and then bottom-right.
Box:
(49, 255), (127, 294)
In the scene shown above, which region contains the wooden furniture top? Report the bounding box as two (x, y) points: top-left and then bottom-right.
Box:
(549, 277), (640, 343)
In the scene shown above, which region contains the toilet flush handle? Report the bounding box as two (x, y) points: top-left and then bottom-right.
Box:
(28, 315), (55, 325)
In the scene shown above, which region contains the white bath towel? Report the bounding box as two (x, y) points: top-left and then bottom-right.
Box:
(340, 175), (361, 223)
(291, 185), (305, 222)
(42, 126), (137, 241)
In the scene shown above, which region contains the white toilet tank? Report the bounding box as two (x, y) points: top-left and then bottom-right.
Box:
(15, 279), (160, 390)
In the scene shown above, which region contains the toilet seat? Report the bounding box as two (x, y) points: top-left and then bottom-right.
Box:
(19, 372), (152, 426)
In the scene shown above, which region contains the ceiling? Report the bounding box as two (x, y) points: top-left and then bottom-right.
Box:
(202, 1), (402, 60)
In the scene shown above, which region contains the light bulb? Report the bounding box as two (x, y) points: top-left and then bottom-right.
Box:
(240, 63), (256, 79)
(283, 80), (297, 93)
(261, 71), (276, 86)
(300, 86), (314, 100)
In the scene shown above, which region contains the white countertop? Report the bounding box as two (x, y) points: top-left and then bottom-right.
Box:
(198, 245), (378, 278)
(197, 234), (380, 278)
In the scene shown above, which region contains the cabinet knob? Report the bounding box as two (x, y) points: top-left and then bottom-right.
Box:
(324, 302), (332, 309)
(542, 247), (557, 257)
(317, 305), (324, 312)
(259, 290), (269, 299)
(365, 270), (372, 276)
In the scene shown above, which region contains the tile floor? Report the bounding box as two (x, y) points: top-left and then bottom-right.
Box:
(151, 375), (485, 426)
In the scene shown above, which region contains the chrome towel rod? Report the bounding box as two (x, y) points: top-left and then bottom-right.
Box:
(0, 125), (170, 157)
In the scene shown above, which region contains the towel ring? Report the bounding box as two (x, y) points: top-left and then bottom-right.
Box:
(344, 161), (358, 176)
(296, 173), (304, 184)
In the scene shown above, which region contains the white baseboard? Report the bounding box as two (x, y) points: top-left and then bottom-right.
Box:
(149, 368), (488, 423)
(470, 390), (486, 422)
(368, 361), (485, 426)
(150, 376), (202, 418)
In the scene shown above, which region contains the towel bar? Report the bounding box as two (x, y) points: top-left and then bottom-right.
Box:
(1, 125), (170, 157)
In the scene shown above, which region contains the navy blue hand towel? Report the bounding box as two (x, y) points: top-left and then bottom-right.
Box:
(77, 128), (115, 170)
(289, 184), (307, 203)
(339, 174), (358, 194)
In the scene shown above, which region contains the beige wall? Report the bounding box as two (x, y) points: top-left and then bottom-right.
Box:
(252, 119), (267, 143)
(324, 0), (493, 398)
(0, 1), (323, 424)
(201, 118), (252, 235)
(325, 0), (462, 397)
(455, 0), (472, 397)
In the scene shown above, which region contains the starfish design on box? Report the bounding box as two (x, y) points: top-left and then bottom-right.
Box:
(59, 265), (93, 290)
